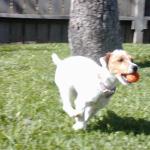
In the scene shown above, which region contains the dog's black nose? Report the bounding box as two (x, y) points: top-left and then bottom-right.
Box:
(132, 65), (138, 72)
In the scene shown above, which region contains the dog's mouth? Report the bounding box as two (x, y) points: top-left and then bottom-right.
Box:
(117, 72), (139, 85)
(117, 74), (130, 85)
(116, 73), (134, 85)
(121, 74), (130, 84)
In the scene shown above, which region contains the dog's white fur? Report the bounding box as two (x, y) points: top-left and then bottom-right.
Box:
(52, 50), (138, 130)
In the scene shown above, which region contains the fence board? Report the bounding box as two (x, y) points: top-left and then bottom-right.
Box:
(118, 0), (134, 17)
(38, 0), (49, 14)
(120, 21), (133, 43)
(51, 0), (62, 16)
(10, 20), (23, 42)
(144, 21), (150, 43)
(24, 0), (37, 14)
(61, 21), (68, 42)
(49, 22), (62, 42)
(63, 0), (70, 15)
(13, 0), (24, 14)
(37, 21), (49, 42)
(145, 0), (150, 16)
(24, 21), (37, 42)
(0, 20), (10, 43)
(0, 0), (9, 13)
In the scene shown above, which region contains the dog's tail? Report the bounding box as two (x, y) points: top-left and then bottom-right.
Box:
(51, 53), (61, 66)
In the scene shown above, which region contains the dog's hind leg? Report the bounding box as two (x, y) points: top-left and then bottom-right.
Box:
(59, 87), (78, 117)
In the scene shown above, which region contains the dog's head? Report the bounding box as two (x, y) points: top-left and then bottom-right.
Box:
(100, 49), (138, 85)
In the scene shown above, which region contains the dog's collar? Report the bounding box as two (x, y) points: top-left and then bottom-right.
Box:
(97, 71), (116, 97)
(100, 82), (116, 97)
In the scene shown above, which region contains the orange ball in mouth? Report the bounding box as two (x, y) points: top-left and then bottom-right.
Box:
(123, 72), (140, 83)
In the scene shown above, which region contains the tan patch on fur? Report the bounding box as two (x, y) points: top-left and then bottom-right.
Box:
(107, 51), (133, 75)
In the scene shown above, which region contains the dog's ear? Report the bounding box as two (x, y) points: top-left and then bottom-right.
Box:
(99, 52), (111, 68)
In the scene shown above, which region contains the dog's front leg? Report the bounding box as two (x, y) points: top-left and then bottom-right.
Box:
(73, 106), (96, 130)
(72, 97), (87, 130)
(73, 114), (86, 130)
(74, 96), (87, 117)
(73, 102), (94, 130)
(84, 106), (96, 122)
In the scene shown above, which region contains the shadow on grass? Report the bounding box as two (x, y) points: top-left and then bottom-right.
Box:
(137, 61), (150, 68)
(88, 111), (150, 135)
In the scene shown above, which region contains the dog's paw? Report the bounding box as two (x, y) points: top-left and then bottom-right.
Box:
(72, 122), (85, 130)
(69, 110), (82, 118)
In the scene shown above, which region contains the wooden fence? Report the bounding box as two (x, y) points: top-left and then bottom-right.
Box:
(0, 0), (70, 18)
(0, 0), (70, 43)
(0, 0), (150, 43)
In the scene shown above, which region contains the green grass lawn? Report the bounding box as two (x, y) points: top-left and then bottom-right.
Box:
(0, 43), (150, 150)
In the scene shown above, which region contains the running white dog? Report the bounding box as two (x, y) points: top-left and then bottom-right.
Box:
(52, 50), (138, 130)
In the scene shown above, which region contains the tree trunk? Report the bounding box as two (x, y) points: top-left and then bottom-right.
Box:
(69, 0), (122, 64)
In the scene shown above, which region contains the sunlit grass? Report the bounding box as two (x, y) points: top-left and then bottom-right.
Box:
(0, 43), (150, 150)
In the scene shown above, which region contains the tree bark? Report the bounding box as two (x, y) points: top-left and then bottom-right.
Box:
(69, 0), (122, 64)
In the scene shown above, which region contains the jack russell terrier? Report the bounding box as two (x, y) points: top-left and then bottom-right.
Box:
(52, 49), (138, 130)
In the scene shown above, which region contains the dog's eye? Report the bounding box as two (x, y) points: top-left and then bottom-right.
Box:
(118, 58), (124, 62)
